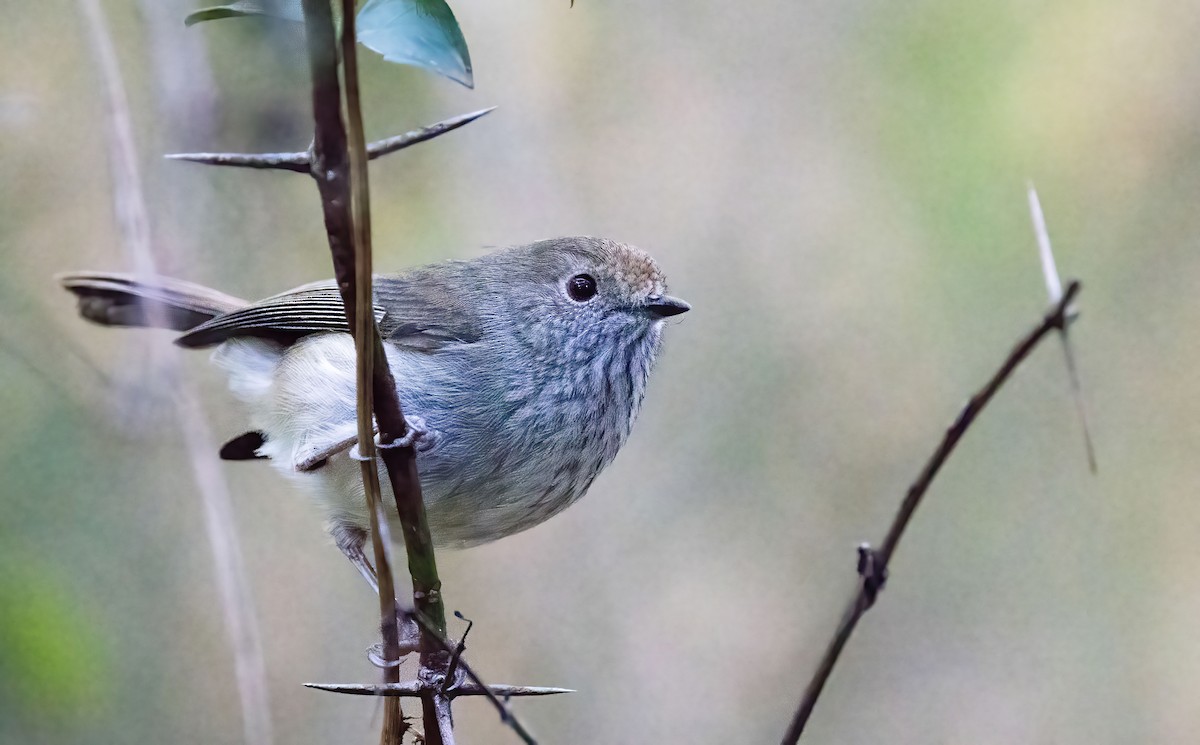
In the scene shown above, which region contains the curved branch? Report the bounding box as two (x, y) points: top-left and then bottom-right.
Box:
(781, 281), (1083, 743)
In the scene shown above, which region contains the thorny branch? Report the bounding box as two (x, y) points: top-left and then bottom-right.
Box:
(297, 4), (545, 744)
(164, 108), (495, 172)
(780, 280), (1084, 744)
(306, 682), (573, 698)
(313, 588), (547, 743)
(411, 612), (544, 744)
(174, 4), (550, 742)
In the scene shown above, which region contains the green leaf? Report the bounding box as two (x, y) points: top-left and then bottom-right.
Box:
(184, 0), (302, 27)
(356, 0), (474, 88)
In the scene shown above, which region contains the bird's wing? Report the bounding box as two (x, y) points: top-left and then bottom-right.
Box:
(372, 266), (485, 351)
(175, 280), (374, 347)
(175, 273), (484, 351)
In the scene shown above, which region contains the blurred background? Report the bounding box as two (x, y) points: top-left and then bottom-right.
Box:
(3, 0), (1198, 743)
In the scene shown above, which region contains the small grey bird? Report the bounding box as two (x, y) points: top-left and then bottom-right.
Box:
(61, 236), (688, 568)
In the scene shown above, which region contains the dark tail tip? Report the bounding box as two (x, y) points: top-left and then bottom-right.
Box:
(219, 431), (268, 461)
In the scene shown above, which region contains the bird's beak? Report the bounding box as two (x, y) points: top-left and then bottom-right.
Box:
(645, 295), (691, 318)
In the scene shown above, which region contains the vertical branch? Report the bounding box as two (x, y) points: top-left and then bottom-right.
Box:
(301, 1), (451, 742)
(76, 2), (273, 744)
(176, 388), (275, 745)
(340, 1), (409, 741)
(337, 2), (451, 740)
(298, 2), (406, 743)
(76, 0), (153, 278)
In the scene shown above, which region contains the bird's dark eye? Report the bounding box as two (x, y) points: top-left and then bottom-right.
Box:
(566, 273), (597, 302)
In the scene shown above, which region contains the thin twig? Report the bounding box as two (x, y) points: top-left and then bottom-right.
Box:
(346, 25), (454, 739)
(77, 0), (153, 278)
(339, 2), (410, 741)
(306, 682), (574, 697)
(77, 3), (273, 745)
(164, 108), (495, 171)
(442, 613), (474, 694)
(780, 281), (1083, 744)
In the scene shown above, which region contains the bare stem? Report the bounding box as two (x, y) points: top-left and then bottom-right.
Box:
(78, 2), (272, 744)
(780, 281), (1083, 743)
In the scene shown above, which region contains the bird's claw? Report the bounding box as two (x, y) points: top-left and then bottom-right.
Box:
(378, 415), (437, 452)
(365, 614), (422, 668)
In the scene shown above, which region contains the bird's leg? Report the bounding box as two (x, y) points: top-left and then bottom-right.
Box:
(301, 416), (437, 473)
(378, 415), (434, 451)
(354, 415), (440, 459)
(332, 524), (421, 664)
(296, 428), (375, 473)
(333, 523), (379, 589)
